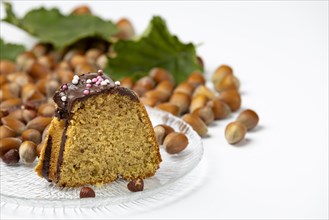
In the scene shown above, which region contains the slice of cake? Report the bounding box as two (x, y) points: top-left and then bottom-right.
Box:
(35, 71), (161, 187)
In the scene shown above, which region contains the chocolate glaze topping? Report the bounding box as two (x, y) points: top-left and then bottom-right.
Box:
(43, 71), (139, 182)
(54, 71), (138, 120)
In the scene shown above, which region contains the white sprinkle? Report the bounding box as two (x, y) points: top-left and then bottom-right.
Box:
(101, 81), (107, 86)
(105, 79), (110, 83)
(73, 75), (79, 79)
(115, 81), (120, 86)
(61, 96), (67, 102)
(72, 78), (79, 85)
(86, 79), (92, 84)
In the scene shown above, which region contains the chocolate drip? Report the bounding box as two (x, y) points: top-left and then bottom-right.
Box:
(42, 135), (53, 181)
(55, 123), (68, 182)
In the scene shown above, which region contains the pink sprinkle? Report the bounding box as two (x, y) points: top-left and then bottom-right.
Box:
(92, 78), (98, 83)
(83, 90), (90, 95)
(86, 84), (92, 88)
(97, 76), (102, 80)
(62, 84), (67, 90)
(96, 81), (100, 85)
(98, 78), (104, 82)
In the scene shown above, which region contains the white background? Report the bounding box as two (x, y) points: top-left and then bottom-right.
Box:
(0, 1), (328, 219)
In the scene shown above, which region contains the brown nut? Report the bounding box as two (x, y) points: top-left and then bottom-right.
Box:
(225, 121), (247, 144)
(156, 80), (174, 95)
(85, 48), (103, 63)
(192, 106), (215, 125)
(0, 125), (16, 138)
(75, 63), (96, 74)
(22, 108), (37, 123)
(71, 5), (92, 15)
(182, 114), (208, 137)
(116, 18), (135, 40)
(80, 186), (96, 198)
(0, 137), (22, 157)
(45, 80), (60, 98)
(0, 98), (22, 109)
(149, 68), (174, 84)
(0, 82), (21, 101)
(163, 132), (189, 154)
(36, 142), (44, 157)
(140, 97), (158, 107)
(127, 178), (144, 192)
(211, 65), (233, 85)
(174, 81), (195, 97)
(1, 116), (25, 135)
(96, 54), (108, 69)
(218, 89), (241, 112)
(169, 92), (191, 115)
(27, 62), (50, 79)
(236, 109), (259, 130)
(32, 43), (50, 57)
(156, 103), (179, 116)
(26, 116), (52, 132)
(0, 75), (7, 86)
(189, 94), (208, 113)
(193, 85), (216, 100)
(6, 71), (33, 86)
(207, 99), (231, 119)
(153, 124), (174, 145)
(145, 90), (170, 102)
(42, 124), (50, 141)
(16, 51), (36, 71)
(21, 83), (45, 102)
(70, 54), (88, 70)
(56, 61), (71, 71)
(187, 71), (205, 88)
(2, 148), (20, 165)
(7, 109), (23, 122)
(38, 55), (55, 69)
(120, 77), (134, 89)
(0, 60), (16, 75)
(134, 76), (155, 91)
(19, 141), (37, 164)
(214, 74), (240, 92)
(38, 103), (55, 117)
(56, 69), (74, 84)
(22, 129), (42, 145)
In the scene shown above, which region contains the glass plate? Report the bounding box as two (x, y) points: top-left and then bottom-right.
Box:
(0, 107), (203, 208)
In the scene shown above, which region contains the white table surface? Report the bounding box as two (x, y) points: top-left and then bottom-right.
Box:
(0, 1), (328, 219)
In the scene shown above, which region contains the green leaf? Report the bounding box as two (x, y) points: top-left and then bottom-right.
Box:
(0, 38), (25, 61)
(105, 16), (202, 84)
(2, 2), (119, 49)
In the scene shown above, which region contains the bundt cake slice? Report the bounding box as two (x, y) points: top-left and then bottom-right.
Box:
(35, 71), (161, 187)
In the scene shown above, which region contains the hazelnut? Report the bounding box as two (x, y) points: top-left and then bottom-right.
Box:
(56, 69), (74, 84)
(163, 132), (189, 154)
(189, 94), (208, 113)
(32, 43), (49, 57)
(214, 74), (240, 92)
(225, 121), (247, 144)
(145, 90), (170, 102)
(174, 81), (195, 97)
(36, 142), (44, 157)
(75, 63), (95, 74)
(0, 137), (22, 157)
(0, 98), (22, 109)
(70, 54), (88, 70)
(0, 75), (7, 86)
(182, 114), (208, 137)
(19, 141), (37, 164)
(0, 82), (21, 100)
(45, 80), (60, 98)
(156, 80), (174, 95)
(16, 51), (36, 71)
(218, 89), (241, 112)
(197, 56), (204, 68)
(156, 103), (179, 116)
(38, 103), (55, 117)
(236, 109), (259, 130)
(149, 68), (174, 84)
(0, 125), (16, 139)
(153, 124), (174, 145)
(127, 178), (144, 192)
(2, 149), (20, 165)
(169, 92), (191, 115)
(85, 48), (103, 64)
(140, 97), (158, 107)
(192, 106), (215, 125)
(38, 55), (55, 69)
(96, 54), (108, 69)
(134, 76), (155, 91)
(116, 18), (135, 40)
(22, 108), (37, 123)
(42, 124), (50, 141)
(1, 116), (26, 135)
(207, 99), (231, 119)
(27, 62), (50, 79)
(211, 65), (233, 85)
(120, 77), (134, 89)
(26, 116), (52, 132)
(21, 83), (45, 102)
(22, 129), (42, 145)
(6, 71), (33, 86)
(56, 61), (71, 71)
(79, 186), (96, 198)
(8, 109), (24, 122)
(0, 60), (16, 75)
(187, 71), (205, 88)
(193, 85), (216, 100)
